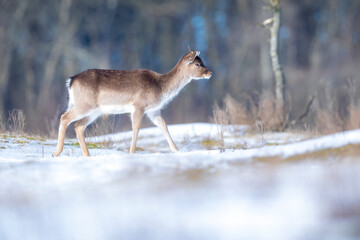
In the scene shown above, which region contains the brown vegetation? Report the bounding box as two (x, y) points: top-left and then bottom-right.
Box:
(212, 102), (230, 152)
(7, 109), (26, 135)
(222, 83), (360, 135)
(224, 92), (279, 132)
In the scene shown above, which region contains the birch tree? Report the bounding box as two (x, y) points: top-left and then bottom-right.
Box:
(262, 0), (286, 130)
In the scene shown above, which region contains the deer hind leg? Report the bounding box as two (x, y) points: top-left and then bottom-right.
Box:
(147, 110), (178, 153)
(74, 117), (91, 157)
(129, 108), (144, 154)
(53, 109), (79, 157)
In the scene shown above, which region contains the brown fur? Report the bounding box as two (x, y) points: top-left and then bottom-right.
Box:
(53, 51), (212, 157)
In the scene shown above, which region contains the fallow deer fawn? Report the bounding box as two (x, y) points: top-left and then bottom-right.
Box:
(53, 49), (212, 157)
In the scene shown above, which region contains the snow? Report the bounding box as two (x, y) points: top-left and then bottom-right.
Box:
(0, 123), (360, 240)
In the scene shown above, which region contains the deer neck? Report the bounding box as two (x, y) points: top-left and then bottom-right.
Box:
(160, 63), (191, 99)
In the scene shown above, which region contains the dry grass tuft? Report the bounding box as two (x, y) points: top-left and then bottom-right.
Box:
(8, 109), (26, 134)
(314, 109), (343, 135)
(313, 79), (360, 134)
(45, 107), (61, 138)
(85, 115), (117, 149)
(255, 117), (265, 146)
(212, 102), (230, 152)
(97, 137), (115, 149)
(346, 101), (360, 131)
(0, 114), (5, 133)
(224, 78), (360, 135)
(224, 94), (254, 125)
(256, 91), (279, 131)
(87, 115), (116, 137)
(224, 92), (279, 132)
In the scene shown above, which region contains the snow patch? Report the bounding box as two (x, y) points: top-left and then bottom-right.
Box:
(0, 124), (359, 240)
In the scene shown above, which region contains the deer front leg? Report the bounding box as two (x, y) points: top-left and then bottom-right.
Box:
(147, 110), (178, 152)
(130, 108), (144, 154)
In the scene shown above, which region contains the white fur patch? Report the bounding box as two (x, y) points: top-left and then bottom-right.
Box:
(87, 109), (102, 124)
(73, 108), (102, 126)
(192, 75), (211, 80)
(65, 78), (72, 89)
(100, 104), (135, 114)
(146, 78), (192, 113)
(67, 87), (75, 110)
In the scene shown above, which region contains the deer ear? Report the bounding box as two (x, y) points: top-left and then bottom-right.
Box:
(185, 51), (200, 65)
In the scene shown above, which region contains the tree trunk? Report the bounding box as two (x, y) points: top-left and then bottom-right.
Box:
(271, 7), (285, 129)
(265, 0), (286, 130)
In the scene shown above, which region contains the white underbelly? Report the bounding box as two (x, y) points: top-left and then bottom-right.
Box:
(145, 92), (179, 113)
(145, 104), (164, 113)
(100, 104), (135, 114)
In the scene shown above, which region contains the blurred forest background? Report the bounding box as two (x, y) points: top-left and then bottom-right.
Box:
(0, 0), (360, 136)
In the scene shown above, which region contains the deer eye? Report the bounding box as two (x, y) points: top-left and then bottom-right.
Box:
(195, 63), (200, 67)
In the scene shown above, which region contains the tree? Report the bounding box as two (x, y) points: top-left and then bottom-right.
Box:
(262, 0), (286, 130)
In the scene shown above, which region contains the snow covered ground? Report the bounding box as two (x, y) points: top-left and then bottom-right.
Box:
(0, 123), (360, 240)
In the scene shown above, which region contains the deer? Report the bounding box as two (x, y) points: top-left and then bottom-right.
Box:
(53, 47), (212, 157)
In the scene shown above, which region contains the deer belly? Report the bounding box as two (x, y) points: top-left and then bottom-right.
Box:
(100, 104), (135, 114)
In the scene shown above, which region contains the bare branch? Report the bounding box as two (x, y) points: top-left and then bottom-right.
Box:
(298, 95), (315, 122)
